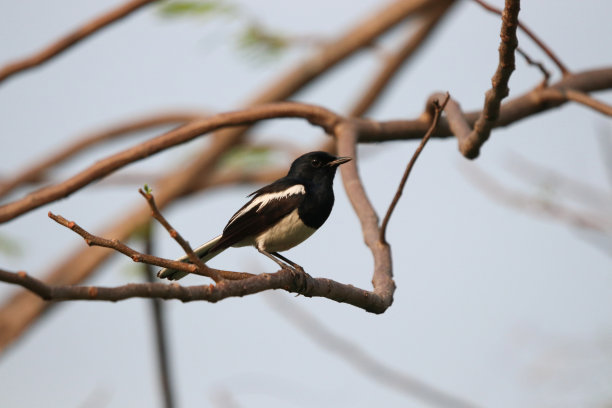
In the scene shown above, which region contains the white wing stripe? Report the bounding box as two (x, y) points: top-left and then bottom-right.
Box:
(227, 184), (305, 226)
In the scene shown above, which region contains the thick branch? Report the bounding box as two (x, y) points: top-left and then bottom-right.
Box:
(0, 266), (393, 313)
(0, 0), (157, 84)
(335, 123), (395, 306)
(0, 103), (342, 223)
(356, 67), (612, 143)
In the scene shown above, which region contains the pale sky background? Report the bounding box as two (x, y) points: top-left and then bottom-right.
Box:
(0, 1), (611, 407)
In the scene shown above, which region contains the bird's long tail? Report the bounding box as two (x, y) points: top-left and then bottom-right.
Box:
(157, 235), (223, 280)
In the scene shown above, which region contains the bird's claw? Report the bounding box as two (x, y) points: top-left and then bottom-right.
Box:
(288, 265), (310, 293)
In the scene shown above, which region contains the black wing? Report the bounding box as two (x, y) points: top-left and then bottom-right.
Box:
(208, 179), (306, 252)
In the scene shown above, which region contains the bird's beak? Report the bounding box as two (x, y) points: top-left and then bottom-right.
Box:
(327, 156), (352, 167)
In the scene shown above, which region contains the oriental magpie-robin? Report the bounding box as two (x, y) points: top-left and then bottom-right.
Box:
(157, 151), (351, 280)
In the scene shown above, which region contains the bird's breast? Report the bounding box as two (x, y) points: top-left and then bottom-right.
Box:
(254, 209), (316, 252)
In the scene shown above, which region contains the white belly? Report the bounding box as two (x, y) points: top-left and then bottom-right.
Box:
(254, 209), (316, 252)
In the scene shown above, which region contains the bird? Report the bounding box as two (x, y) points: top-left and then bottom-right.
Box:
(157, 151), (351, 280)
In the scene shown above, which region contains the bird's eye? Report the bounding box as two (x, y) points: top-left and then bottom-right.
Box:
(311, 159), (321, 168)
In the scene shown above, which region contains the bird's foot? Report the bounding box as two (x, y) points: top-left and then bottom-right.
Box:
(288, 264), (311, 294)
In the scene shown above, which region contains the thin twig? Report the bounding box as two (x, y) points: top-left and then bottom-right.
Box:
(463, 165), (612, 232)
(472, 0), (569, 75)
(138, 188), (222, 282)
(0, 0), (157, 84)
(380, 93), (450, 243)
(562, 89), (612, 117)
(143, 227), (175, 408)
(516, 47), (550, 86)
(47, 211), (248, 280)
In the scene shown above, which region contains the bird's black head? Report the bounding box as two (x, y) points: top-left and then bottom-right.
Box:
(287, 151), (351, 184)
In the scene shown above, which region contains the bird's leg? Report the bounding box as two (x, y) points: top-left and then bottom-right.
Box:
(257, 248), (293, 270)
(257, 249), (309, 292)
(270, 252), (303, 271)
(271, 252), (310, 293)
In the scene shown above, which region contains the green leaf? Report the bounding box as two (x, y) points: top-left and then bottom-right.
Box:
(237, 24), (288, 61)
(219, 146), (275, 170)
(159, 0), (236, 17)
(0, 234), (23, 258)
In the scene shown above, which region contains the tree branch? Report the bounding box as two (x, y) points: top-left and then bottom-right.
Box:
(0, 0), (157, 84)
(380, 93), (450, 243)
(6, 64), (612, 224)
(266, 294), (479, 408)
(472, 0), (569, 75)
(138, 188), (223, 282)
(143, 228), (175, 408)
(562, 89), (612, 117)
(460, 0), (520, 159)
(0, 266), (395, 312)
(48, 211), (250, 281)
(335, 122), (395, 308)
(0, 111), (206, 199)
(463, 165), (612, 233)
(349, 0), (455, 118)
(0, 103), (343, 223)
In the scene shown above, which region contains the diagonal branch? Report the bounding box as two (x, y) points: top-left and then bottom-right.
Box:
(48, 211), (250, 281)
(266, 294), (479, 408)
(0, 111), (206, 199)
(472, 0), (568, 75)
(349, 0), (456, 118)
(460, 0), (520, 159)
(380, 93), (450, 243)
(0, 0), (157, 84)
(138, 188), (223, 282)
(0, 103), (343, 223)
(562, 89), (612, 117)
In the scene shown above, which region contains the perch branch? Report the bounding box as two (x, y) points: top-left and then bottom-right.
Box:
(0, 266), (392, 312)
